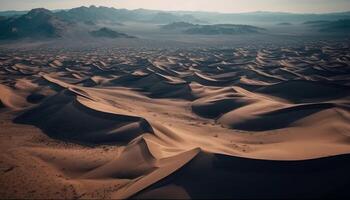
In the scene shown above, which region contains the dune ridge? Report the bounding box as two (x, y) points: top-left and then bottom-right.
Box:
(0, 42), (350, 199)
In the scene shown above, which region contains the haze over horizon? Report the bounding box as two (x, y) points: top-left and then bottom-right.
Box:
(0, 0), (350, 13)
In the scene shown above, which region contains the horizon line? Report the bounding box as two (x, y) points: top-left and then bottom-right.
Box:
(0, 5), (349, 15)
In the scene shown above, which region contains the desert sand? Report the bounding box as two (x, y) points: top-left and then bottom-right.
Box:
(0, 41), (350, 199)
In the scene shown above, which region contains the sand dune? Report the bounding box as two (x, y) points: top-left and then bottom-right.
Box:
(135, 152), (350, 199)
(256, 80), (350, 103)
(0, 41), (350, 199)
(15, 90), (154, 144)
(0, 84), (31, 109)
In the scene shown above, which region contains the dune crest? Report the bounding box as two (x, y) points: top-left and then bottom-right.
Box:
(1, 42), (350, 199)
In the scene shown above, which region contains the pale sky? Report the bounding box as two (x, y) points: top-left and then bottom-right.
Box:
(0, 0), (350, 13)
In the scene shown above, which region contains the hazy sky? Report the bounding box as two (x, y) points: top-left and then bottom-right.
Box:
(1, 0), (350, 13)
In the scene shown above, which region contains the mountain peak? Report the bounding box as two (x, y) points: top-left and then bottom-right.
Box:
(27, 8), (53, 16)
(90, 27), (136, 38)
(0, 7), (67, 39)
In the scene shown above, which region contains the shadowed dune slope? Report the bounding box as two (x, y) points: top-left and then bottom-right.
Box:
(15, 90), (154, 144)
(0, 43), (350, 199)
(256, 80), (350, 103)
(135, 152), (350, 199)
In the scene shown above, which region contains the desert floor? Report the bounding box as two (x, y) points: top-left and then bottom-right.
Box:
(1, 40), (350, 199)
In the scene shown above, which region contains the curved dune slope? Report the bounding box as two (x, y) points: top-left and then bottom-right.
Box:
(15, 90), (154, 144)
(135, 152), (350, 199)
(0, 43), (350, 199)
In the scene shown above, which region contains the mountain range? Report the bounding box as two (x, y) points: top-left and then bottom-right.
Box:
(0, 6), (349, 40)
(1, 6), (350, 24)
(161, 22), (264, 35)
(0, 8), (69, 39)
(90, 27), (135, 38)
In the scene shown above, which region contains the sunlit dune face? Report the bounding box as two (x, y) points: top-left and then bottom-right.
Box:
(0, 0), (350, 199)
(1, 40), (350, 199)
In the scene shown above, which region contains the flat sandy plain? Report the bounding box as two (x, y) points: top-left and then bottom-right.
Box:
(0, 39), (350, 199)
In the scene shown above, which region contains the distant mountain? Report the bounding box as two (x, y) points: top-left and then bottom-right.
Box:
(1, 6), (350, 25)
(277, 22), (292, 26)
(162, 22), (264, 35)
(0, 9), (66, 17)
(54, 6), (202, 24)
(304, 19), (350, 32)
(1, 6), (349, 40)
(0, 8), (69, 39)
(0, 10), (28, 17)
(161, 22), (196, 30)
(150, 12), (204, 24)
(56, 6), (124, 23)
(303, 20), (330, 25)
(172, 10), (350, 24)
(0, 7), (138, 40)
(90, 27), (136, 38)
(83, 20), (96, 26)
(321, 19), (350, 32)
(185, 24), (264, 35)
(0, 16), (7, 21)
